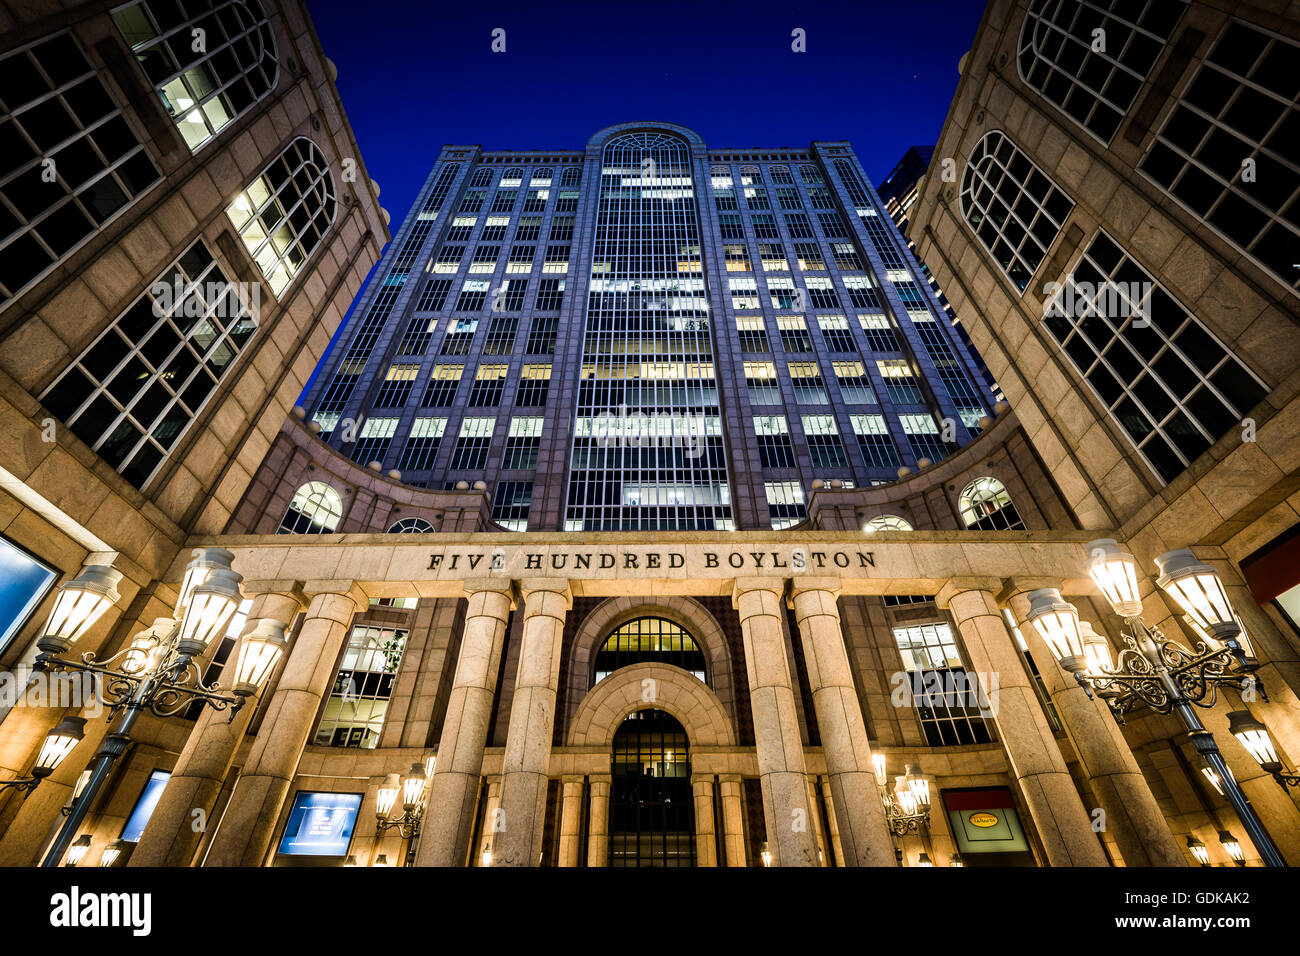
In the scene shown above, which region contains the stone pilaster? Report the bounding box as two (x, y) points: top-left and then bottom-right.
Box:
(718, 773), (747, 866)
(130, 586), (305, 867)
(417, 580), (515, 866)
(586, 775), (610, 867)
(936, 578), (1108, 866)
(789, 577), (894, 866)
(491, 580), (571, 866)
(203, 583), (364, 867)
(1003, 579), (1185, 867)
(732, 578), (818, 866)
(557, 775), (585, 867)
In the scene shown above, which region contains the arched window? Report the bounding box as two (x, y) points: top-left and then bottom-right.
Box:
(957, 477), (1026, 531)
(770, 164), (793, 185)
(500, 168), (523, 187)
(610, 709), (694, 867)
(961, 131), (1074, 291)
(470, 167), (494, 188)
(227, 137), (336, 295)
(560, 167), (581, 188)
(112, 0), (280, 152)
(387, 517), (434, 533)
(529, 167), (552, 185)
(799, 164), (824, 185)
(594, 617), (706, 684)
(739, 165), (761, 185)
(279, 481), (342, 533)
(1018, 0), (1186, 144)
(864, 514), (913, 532)
(710, 165), (733, 189)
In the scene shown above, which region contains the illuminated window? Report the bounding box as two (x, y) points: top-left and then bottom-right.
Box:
(850, 414), (901, 469)
(113, 0), (279, 151)
(957, 477), (1026, 530)
(449, 416), (496, 471)
(893, 622), (994, 746)
(420, 363), (464, 407)
(788, 361), (827, 404)
(315, 625), (409, 748)
(396, 417), (447, 472)
(374, 364), (420, 407)
(802, 414), (848, 469)
(491, 480), (532, 531)
(226, 137), (336, 295)
(745, 361), (781, 405)
(279, 481), (342, 534)
(516, 363), (552, 406)
(960, 131), (1073, 291)
(503, 416), (543, 470)
(388, 517), (435, 533)
(765, 480), (806, 530)
(833, 360), (877, 404)
(754, 414), (796, 468)
(595, 617), (706, 684)
(350, 416), (398, 466)
(864, 514), (913, 532)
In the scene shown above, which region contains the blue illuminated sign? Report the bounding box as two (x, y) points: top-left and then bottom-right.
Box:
(277, 791), (362, 856)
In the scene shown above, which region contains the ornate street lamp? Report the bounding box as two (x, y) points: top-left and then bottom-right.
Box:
(874, 758), (929, 836)
(949, 853), (964, 867)
(33, 549), (288, 868)
(1186, 836), (1210, 866)
(1023, 542), (1285, 868)
(1226, 710), (1300, 791)
(376, 763), (430, 864)
(99, 839), (124, 867)
(65, 835), (91, 867)
(1219, 831), (1245, 866)
(0, 717), (85, 795)
(916, 852), (933, 867)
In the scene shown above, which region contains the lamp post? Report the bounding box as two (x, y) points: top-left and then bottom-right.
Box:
(31, 549), (288, 868)
(1022, 540), (1285, 868)
(375, 760), (431, 865)
(0, 717), (85, 795)
(1225, 709), (1300, 791)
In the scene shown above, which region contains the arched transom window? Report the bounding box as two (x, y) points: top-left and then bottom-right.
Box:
(961, 131), (1074, 291)
(388, 517), (435, 533)
(957, 477), (1026, 531)
(113, 0), (280, 151)
(594, 617), (706, 685)
(864, 514), (913, 532)
(279, 480), (342, 533)
(226, 137), (336, 295)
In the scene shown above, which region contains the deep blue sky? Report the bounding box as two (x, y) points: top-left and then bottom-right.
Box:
(298, 0), (986, 400)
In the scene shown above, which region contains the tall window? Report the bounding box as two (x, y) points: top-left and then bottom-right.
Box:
(502, 416), (542, 470)
(279, 481), (342, 533)
(754, 415), (796, 469)
(0, 32), (160, 310)
(0, 536), (57, 657)
(226, 137), (336, 295)
(851, 414), (901, 470)
(961, 131), (1074, 291)
(41, 241), (256, 488)
(566, 130), (732, 531)
(893, 622), (995, 746)
(1139, 21), (1300, 292)
(610, 710), (695, 868)
(957, 477), (1026, 531)
(449, 417), (495, 471)
(396, 417), (446, 472)
(1018, 0), (1186, 144)
(765, 480), (806, 530)
(491, 481), (532, 531)
(595, 617), (706, 684)
(315, 625), (409, 748)
(1043, 231), (1268, 482)
(802, 414), (849, 469)
(113, 0), (280, 151)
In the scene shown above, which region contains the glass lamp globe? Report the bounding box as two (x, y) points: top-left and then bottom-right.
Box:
(1085, 539), (1143, 618)
(37, 566), (122, 654)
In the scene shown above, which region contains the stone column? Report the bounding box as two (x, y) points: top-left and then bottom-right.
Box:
(203, 584), (363, 867)
(818, 775), (846, 866)
(718, 774), (747, 866)
(789, 578), (894, 866)
(491, 580), (571, 866)
(936, 579), (1108, 866)
(1003, 580), (1185, 867)
(732, 579), (818, 866)
(130, 586), (305, 867)
(417, 580), (515, 866)
(692, 774), (717, 866)
(557, 775), (585, 867)
(476, 775), (502, 866)
(586, 774), (610, 867)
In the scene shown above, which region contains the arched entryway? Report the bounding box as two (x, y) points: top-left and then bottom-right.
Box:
(609, 709), (695, 867)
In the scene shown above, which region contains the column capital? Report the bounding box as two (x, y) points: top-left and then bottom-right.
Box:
(787, 576), (842, 605)
(935, 576), (1004, 610)
(690, 772), (715, 787)
(560, 773), (585, 787)
(731, 576), (786, 610)
(518, 578), (573, 609)
(462, 578), (519, 609)
(241, 579), (309, 608)
(717, 772), (743, 784)
(302, 580), (370, 608)
(997, 576), (1062, 605)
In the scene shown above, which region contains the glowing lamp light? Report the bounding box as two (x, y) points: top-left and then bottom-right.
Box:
(424, 752), (436, 780)
(376, 773), (400, 819)
(904, 764), (930, 810)
(760, 842), (773, 867)
(231, 619), (288, 697)
(373, 854), (389, 867)
(1079, 622), (1114, 675)
(33, 717), (85, 778)
(871, 753), (887, 783)
(949, 854), (964, 867)
(1024, 588), (1084, 668)
(1219, 830), (1245, 865)
(402, 763), (428, 811)
(99, 840), (124, 867)
(1085, 538), (1143, 618)
(123, 622), (169, 675)
(1227, 711), (1280, 772)
(38, 566), (122, 653)
(916, 852), (933, 867)
(66, 835), (92, 867)
(71, 769), (92, 804)
(481, 844), (492, 867)
(177, 548), (236, 617)
(343, 855), (357, 867)
(1187, 836), (1210, 866)
(175, 566), (243, 657)
(1201, 762), (1235, 797)
(1155, 550), (1239, 646)
(893, 777), (918, 816)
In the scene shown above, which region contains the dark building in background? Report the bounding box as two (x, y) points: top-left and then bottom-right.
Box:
(877, 145), (935, 235)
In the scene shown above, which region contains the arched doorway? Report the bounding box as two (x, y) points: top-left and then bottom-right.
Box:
(609, 709), (695, 867)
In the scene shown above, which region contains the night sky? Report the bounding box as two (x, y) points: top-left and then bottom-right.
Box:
(298, 0), (986, 399)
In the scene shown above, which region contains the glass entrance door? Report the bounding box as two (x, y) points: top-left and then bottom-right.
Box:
(609, 709), (695, 867)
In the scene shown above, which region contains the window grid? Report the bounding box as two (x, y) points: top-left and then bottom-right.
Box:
(492, 481), (532, 531)
(279, 481), (342, 534)
(893, 622), (995, 747)
(396, 417), (447, 472)
(315, 625), (409, 749)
